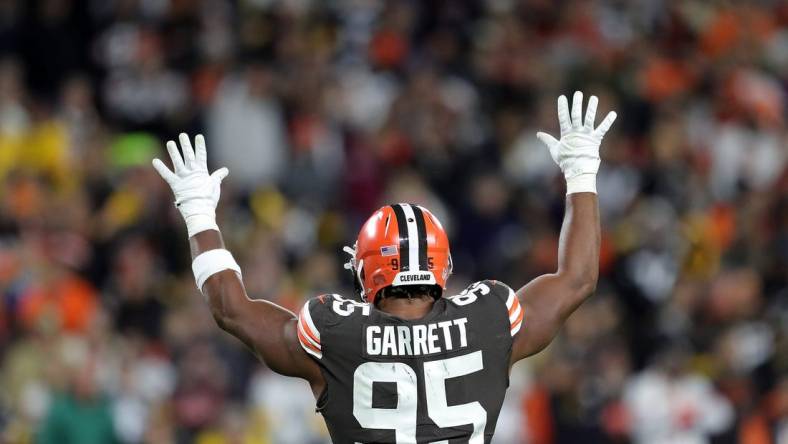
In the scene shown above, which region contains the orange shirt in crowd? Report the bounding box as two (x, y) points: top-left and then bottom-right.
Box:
(18, 274), (98, 333)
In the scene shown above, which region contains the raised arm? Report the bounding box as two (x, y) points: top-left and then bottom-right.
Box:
(152, 134), (323, 394)
(511, 91), (616, 363)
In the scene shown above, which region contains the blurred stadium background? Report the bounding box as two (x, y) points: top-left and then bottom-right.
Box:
(0, 0), (787, 443)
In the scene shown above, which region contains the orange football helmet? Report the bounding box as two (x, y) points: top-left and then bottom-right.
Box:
(345, 204), (452, 304)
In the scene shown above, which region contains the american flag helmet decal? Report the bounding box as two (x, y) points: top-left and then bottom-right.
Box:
(380, 245), (398, 256)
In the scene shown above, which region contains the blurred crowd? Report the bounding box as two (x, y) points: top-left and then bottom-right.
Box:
(0, 0), (786, 443)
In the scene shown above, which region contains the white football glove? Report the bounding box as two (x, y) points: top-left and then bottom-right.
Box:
(537, 91), (617, 194)
(152, 133), (229, 237)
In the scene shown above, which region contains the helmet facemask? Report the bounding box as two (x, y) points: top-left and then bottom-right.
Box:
(342, 242), (367, 301)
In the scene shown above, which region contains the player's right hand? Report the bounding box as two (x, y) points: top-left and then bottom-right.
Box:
(536, 91), (616, 194)
(152, 133), (229, 237)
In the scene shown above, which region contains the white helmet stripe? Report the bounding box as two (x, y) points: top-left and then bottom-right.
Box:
(399, 204), (421, 271)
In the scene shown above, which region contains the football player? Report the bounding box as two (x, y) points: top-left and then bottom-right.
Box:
(153, 91), (616, 443)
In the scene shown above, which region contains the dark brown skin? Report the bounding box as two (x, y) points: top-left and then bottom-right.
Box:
(189, 232), (325, 396)
(376, 295), (435, 320)
(510, 192), (600, 364)
(192, 192), (599, 395)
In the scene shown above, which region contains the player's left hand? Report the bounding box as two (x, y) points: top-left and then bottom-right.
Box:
(152, 133), (229, 237)
(537, 91), (616, 194)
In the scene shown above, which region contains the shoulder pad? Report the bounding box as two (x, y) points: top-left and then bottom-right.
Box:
(297, 294), (372, 359)
(447, 280), (522, 337)
(486, 280), (523, 337)
(297, 296), (325, 359)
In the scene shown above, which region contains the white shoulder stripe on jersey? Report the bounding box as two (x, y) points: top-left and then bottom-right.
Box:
(509, 303), (522, 325)
(299, 302), (321, 341)
(504, 286), (524, 336)
(511, 318), (523, 336)
(298, 316), (321, 350)
(299, 339), (322, 359)
(505, 288), (516, 310)
(399, 204), (421, 271)
(297, 301), (323, 359)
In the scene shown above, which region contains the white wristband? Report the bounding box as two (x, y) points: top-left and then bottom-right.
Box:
(565, 173), (597, 195)
(192, 249), (242, 291)
(184, 214), (219, 238)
